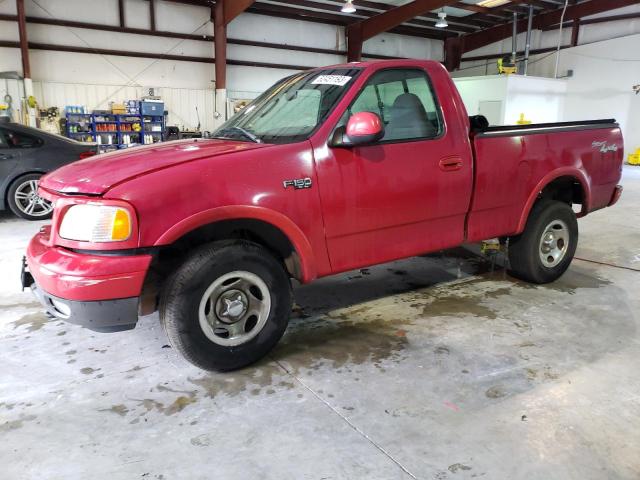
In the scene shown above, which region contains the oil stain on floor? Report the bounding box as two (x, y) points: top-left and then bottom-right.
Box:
(10, 312), (52, 332)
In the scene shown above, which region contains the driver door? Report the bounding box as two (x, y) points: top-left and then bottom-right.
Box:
(313, 67), (473, 273)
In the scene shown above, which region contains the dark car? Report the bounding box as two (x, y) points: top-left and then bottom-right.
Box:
(0, 121), (98, 220)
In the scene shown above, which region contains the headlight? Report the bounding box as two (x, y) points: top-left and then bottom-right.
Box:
(59, 204), (132, 242)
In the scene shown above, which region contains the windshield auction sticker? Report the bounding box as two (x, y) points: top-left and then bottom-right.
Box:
(311, 75), (352, 86)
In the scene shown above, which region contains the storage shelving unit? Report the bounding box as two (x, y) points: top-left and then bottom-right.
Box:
(65, 110), (166, 152)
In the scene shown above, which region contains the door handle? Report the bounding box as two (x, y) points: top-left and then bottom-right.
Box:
(0, 153), (14, 160)
(439, 157), (463, 172)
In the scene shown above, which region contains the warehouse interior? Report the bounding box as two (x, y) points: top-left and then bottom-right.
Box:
(1, 0), (639, 478)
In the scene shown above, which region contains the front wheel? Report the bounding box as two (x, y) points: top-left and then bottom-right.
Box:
(7, 173), (53, 220)
(507, 200), (578, 284)
(160, 240), (293, 371)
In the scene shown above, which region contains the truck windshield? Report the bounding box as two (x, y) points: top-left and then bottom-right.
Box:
(212, 68), (361, 144)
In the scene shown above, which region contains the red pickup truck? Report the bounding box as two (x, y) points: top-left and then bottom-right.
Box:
(23, 59), (623, 371)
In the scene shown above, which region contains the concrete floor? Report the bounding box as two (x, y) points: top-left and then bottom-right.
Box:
(1, 167), (639, 480)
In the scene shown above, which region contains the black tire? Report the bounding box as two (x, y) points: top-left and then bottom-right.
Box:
(7, 173), (53, 221)
(507, 200), (578, 284)
(160, 240), (293, 371)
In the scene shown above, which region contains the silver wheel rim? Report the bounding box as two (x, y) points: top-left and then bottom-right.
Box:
(538, 219), (570, 268)
(14, 179), (52, 217)
(198, 271), (271, 347)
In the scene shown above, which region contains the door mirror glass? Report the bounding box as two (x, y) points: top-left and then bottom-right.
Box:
(331, 111), (384, 147)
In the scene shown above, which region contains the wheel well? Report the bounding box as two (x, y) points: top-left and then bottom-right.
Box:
(538, 176), (585, 208)
(140, 218), (303, 316)
(176, 219), (298, 272)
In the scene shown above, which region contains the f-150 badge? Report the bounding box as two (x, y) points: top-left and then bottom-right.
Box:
(283, 178), (312, 189)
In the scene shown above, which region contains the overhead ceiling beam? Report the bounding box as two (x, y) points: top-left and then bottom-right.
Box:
(453, 2), (490, 14)
(459, 0), (640, 54)
(461, 0), (555, 25)
(277, 0), (492, 29)
(356, 0), (462, 40)
(247, 3), (452, 39)
(275, 0), (477, 32)
(347, 0), (461, 61)
(541, 11), (640, 30)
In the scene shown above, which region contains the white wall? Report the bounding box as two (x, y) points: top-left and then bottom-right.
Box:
(453, 75), (508, 123)
(456, 5), (640, 154)
(0, 0), (443, 128)
(503, 75), (566, 125)
(453, 75), (566, 125)
(528, 34), (640, 154)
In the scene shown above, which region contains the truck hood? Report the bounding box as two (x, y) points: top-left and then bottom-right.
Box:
(40, 139), (268, 195)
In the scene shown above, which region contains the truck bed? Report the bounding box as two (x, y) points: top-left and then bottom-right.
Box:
(466, 119), (623, 242)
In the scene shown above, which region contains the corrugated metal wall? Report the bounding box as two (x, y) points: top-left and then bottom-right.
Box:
(30, 81), (217, 132)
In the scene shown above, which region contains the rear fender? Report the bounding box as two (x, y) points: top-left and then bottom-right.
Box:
(154, 205), (317, 283)
(516, 168), (591, 234)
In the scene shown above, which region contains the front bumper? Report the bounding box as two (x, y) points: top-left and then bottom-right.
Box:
(26, 227), (152, 301)
(24, 227), (153, 332)
(30, 281), (138, 332)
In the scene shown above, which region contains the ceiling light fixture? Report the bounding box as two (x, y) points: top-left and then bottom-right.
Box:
(435, 10), (448, 28)
(341, 0), (356, 13)
(477, 0), (511, 7)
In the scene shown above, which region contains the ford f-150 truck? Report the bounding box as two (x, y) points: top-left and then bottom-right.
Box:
(23, 60), (623, 371)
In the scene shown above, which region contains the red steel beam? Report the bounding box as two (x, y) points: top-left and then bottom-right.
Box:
(570, 18), (579, 46)
(118, 0), (125, 28)
(16, 0), (30, 78)
(149, 0), (156, 31)
(223, 0), (256, 23)
(214, 0), (255, 90)
(460, 0), (640, 54)
(213, 2), (227, 90)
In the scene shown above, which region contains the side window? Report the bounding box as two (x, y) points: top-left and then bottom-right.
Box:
(4, 130), (42, 148)
(350, 84), (380, 118)
(341, 69), (443, 143)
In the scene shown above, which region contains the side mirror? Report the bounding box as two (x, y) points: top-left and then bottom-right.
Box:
(330, 111), (384, 148)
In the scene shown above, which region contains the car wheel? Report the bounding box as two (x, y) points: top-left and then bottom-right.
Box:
(508, 200), (578, 284)
(160, 240), (293, 371)
(7, 173), (53, 220)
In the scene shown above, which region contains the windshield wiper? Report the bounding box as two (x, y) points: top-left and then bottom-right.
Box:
(214, 126), (261, 143)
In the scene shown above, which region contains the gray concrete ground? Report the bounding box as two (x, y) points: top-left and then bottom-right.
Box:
(1, 167), (639, 480)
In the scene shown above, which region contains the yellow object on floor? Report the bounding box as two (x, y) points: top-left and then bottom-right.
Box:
(629, 148), (640, 166)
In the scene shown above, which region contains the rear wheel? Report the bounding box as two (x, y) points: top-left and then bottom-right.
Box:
(160, 240), (292, 371)
(507, 200), (578, 284)
(7, 173), (53, 220)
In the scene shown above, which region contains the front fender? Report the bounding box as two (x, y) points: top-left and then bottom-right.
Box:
(154, 205), (318, 282)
